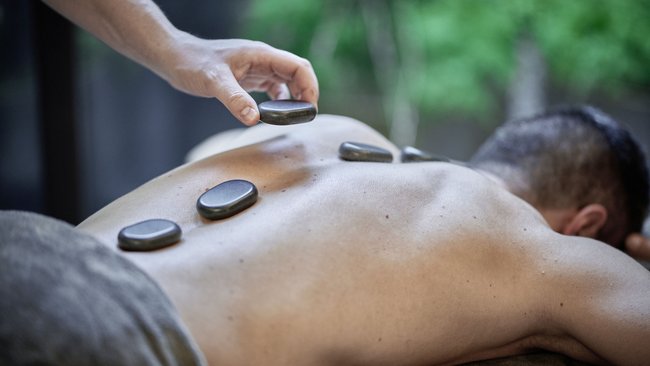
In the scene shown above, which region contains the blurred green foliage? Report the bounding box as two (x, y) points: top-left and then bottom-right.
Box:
(244, 0), (650, 119)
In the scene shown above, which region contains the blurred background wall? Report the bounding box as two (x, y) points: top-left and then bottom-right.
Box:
(1, 0), (649, 225)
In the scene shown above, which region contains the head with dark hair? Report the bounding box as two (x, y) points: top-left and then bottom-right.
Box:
(470, 106), (649, 248)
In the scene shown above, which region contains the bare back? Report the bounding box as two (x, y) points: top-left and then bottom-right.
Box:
(79, 115), (650, 365)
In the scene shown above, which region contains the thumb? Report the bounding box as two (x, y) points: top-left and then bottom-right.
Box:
(211, 69), (259, 126)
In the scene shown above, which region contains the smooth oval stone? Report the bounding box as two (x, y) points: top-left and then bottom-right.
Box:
(118, 218), (182, 251)
(338, 141), (393, 163)
(197, 179), (258, 220)
(400, 146), (451, 163)
(258, 100), (317, 125)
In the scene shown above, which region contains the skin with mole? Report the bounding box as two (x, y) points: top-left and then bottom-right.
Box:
(79, 115), (650, 366)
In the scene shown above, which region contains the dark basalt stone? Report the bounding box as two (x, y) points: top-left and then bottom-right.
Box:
(338, 141), (393, 163)
(197, 179), (258, 220)
(258, 100), (317, 125)
(400, 146), (451, 163)
(118, 218), (182, 251)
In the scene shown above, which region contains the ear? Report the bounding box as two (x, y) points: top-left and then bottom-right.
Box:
(562, 204), (608, 238)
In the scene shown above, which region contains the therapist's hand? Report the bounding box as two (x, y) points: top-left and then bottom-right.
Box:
(159, 36), (319, 126)
(625, 232), (650, 262)
(42, 0), (318, 126)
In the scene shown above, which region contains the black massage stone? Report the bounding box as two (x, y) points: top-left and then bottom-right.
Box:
(338, 141), (393, 163)
(118, 218), (182, 251)
(258, 100), (317, 125)
(197, 179), (258, 220)
(400, 146), (451, 163)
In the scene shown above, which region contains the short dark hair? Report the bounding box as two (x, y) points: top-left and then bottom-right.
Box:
(470, 106), (649, 248)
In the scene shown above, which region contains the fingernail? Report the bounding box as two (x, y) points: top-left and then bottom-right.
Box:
(240, 106), (256, 125)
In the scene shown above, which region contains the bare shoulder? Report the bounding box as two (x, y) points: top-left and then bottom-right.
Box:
(531, 233), (650, 364)
(188, 114), (398, 162)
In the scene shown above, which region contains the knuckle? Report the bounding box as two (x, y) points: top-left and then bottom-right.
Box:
(298, 57), (313, 69)
(202, 69), (222, 92)
(252, 40), (271, 49)
(227, 90), (248, 106)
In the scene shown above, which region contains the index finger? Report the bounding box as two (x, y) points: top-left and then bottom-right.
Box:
(267, 50), (320, 108)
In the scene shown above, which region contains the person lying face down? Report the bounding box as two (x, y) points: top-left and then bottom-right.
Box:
(74, 106), (649, 365)
(470, 106), (650, 254)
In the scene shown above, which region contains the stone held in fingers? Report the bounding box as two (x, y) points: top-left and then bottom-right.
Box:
(118, 218), (182, 251)
(197, 179), (258, 220)
(400, 146), (451, 163)
(338, 141), (393, 163)
(258, 99), (317, 125)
